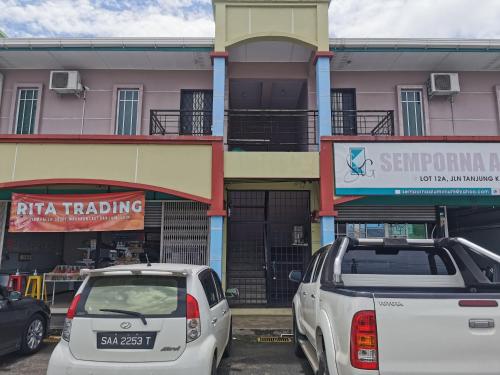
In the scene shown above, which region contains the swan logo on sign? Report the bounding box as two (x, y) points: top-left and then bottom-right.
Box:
(349, 147), (366, 175)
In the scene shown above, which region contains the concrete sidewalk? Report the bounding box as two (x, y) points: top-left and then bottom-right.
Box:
(233, 315), (292, 336)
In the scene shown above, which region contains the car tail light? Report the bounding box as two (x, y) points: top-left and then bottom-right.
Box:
(62, 294), (81, 342)
(351, 310), (378, 370)
(186, 294), (201, 343)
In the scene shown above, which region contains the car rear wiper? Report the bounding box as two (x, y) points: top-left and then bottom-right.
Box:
(100, 309), (148, 325)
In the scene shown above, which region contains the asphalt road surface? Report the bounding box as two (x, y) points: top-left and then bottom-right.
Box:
(0, 335), (313, 375)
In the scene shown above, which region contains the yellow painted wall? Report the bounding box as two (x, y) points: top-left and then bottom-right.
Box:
(213, 0), (330, 51)
(224, 152), (319, 179)
(2, 143), (212, 199)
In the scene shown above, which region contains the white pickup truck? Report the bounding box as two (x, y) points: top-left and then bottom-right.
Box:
(290, 237), (500, 375)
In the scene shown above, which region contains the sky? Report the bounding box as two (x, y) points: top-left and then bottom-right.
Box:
(0, 0), (500, 39)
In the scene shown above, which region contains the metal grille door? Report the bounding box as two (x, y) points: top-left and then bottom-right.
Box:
(227, 191), (311, 307)
(180, 90), (213, 135)
(161, 201), (209, 265)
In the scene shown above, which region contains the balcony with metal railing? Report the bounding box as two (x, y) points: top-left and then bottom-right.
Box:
(332, 110), (395, 136)
(150, 110), (213, 136)
(226, 109), (318, 152)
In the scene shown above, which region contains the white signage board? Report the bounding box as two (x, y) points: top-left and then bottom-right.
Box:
(334, 142), (500, 196)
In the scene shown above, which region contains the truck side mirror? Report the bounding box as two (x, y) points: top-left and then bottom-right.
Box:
(289, 270), (302, 283)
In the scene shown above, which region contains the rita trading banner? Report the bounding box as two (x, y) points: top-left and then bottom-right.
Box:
(9, 191), (145, 233)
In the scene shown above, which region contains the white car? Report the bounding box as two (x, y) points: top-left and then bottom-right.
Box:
(47, 263), (232, 375)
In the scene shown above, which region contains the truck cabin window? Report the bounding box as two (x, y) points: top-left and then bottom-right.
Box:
(341, 247), (456, 275)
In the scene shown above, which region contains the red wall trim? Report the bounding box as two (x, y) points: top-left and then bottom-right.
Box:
(0, 179), (212, 205)
(210, 51), (229, 63)
(208, 142), (226, 216)
(334, 196), (365, 205)
(313, 51), (334, 65)
(0, 134), (223, 145)
(320, 141), (335, 216)
(322, 135), (500, 143)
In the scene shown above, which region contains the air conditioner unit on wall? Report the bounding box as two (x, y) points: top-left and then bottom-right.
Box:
(49, 71), (83, 94)
(427, 73), (460, 98)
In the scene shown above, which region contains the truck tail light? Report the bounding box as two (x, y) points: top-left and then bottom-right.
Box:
(351, 310), (378, 370)
(186, 294), (201, 343)
(62, 294), (81, 342)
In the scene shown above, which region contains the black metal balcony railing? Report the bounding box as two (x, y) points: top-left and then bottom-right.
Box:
(226, 109), (318, 152)
(332, 110), (394, 136)
(150, 110), (212, 136)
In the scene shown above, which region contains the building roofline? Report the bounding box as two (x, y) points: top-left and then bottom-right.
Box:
(0, 37), (214, 52)
(330, 38), (500, 52)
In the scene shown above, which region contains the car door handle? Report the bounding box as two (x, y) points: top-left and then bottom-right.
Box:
(222, 309), (227, 315)
(311, 294), (316, 299)
(302, 292), (308, 296)
(212, 318), (218, 325)
(469, 319), (494, 329)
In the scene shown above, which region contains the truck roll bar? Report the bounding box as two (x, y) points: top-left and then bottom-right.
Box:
(331, 236), (500, 286)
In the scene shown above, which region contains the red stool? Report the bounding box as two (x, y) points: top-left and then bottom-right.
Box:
(7, 274), (26, 293)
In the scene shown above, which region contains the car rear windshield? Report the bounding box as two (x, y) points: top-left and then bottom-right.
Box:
(341, 247), (456, 275)
(77, 275), (186, 318)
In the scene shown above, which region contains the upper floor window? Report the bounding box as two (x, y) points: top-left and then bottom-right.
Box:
(180, 90), (213, 135)
(331, 89), (357, 135)
(401, 89), (425, 136)
(15, 88), (39, 134)
(115, 88), (140, 135)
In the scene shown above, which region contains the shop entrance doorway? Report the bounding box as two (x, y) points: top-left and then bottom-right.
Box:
(227, 191), (311, 307)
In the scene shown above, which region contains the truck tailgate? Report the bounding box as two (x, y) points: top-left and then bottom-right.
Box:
(374, 295), (500, 375)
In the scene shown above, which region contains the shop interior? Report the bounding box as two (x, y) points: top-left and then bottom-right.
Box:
(0, 187), (166, 309)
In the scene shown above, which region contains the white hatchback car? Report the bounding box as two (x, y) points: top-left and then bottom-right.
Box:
(47, 263), (232, 375)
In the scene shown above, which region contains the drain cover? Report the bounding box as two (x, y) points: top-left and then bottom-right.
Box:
(43, 336), (61, 343)
(257, 336), (292, 343)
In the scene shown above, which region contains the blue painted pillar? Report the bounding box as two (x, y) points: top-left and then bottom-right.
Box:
(315, 55), (333, 139)
(209, 216), (223, 277)
(317, 53), (335, 246)
(212, 56), (226, 136)
(210, 54), (227, 278)
(320, 216), (336, 246)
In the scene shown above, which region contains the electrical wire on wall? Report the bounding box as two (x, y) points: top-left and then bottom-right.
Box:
(80, 86), (89, 135)
(450, 96), (456, 134)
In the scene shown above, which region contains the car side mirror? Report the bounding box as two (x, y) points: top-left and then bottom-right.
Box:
(8, 291), (22, 301)
(225, 288), (239, 299)
(289, 270), (302, 283)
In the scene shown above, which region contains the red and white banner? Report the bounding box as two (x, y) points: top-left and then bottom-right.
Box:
(9, 191), (145, 233)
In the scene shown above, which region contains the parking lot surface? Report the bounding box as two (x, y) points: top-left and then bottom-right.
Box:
(0, 336), (312, 375)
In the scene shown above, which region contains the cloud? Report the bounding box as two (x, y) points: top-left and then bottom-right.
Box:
(330, 0), (500, 39)
(0, 0), (215, 37)
(0, 0), (499, 39)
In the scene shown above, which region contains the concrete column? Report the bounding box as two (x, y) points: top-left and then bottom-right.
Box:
(320, 215), (335, 246)
(212, 56), (226, 136)
(209, 216), (224, 277)
(315, 55), (333, 139)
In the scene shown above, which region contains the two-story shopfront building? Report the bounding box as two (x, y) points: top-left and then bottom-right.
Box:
(1, 0), (500, 309)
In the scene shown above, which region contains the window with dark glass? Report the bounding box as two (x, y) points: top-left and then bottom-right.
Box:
(180, 90), (213, 135)
(199, 270), (219, 307)
(15, 88), (39, 134)
(116, 89), (139, 135)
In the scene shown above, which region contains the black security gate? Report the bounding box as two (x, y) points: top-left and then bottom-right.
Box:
(227, 191), (311, 307)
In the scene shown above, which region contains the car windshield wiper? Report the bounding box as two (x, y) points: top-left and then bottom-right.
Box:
(100, 309), (148, 325)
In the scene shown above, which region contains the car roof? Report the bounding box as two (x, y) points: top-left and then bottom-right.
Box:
(91, 263), (209, 275)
